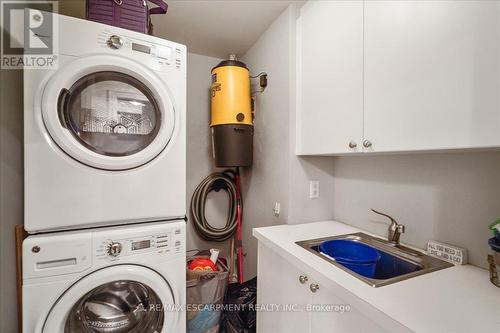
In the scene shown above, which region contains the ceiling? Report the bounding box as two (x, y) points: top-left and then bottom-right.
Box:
(151, 1), (302, 58)
(59, 0), (302, 59)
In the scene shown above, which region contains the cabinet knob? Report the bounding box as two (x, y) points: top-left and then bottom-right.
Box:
(348, 141), (357, 149)
(299, 275), (308, 284)
(363, 140), (372, 148)
(310, 283), (320, 293)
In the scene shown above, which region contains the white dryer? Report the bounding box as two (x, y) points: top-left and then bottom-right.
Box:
(23, 220), (186, 333)
(24, 13), (186, 233)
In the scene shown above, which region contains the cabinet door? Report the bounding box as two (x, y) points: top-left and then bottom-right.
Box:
(296, 1), (364, 155)
(256, 243), (311, 333)
(364, 1), (500, 152)
(309, 281), (387, 333)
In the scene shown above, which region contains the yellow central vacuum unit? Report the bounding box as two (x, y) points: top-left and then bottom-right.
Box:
(210, 55), (253, 167)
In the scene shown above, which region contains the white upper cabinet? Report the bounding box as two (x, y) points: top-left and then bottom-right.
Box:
(296, 0), (364, 155)
(364, 0), (500, 152)
(296, 0), (500, 155)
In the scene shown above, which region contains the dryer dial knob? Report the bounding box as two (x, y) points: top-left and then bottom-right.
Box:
(107, 242), (122, 257)
(107, 35), (123, 49)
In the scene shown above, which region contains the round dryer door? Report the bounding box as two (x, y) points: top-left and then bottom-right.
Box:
(41, 55), (176, 170)
(43, 265), (178, 333)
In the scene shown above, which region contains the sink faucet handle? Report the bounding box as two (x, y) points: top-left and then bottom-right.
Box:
(371, 208), (405, 244)
(370, 208), (397, 225)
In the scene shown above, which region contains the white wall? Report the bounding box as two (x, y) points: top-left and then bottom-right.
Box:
(331, 152), (500, 269)
(241, 5), (335, 278)
(186, 6), (336, 279)
(186, 9), (337, 279)
(0, 64), (23, 333)
(285, 3), (335, 225)
(185, 52), (232, 257)
(240, 8), (293, 278)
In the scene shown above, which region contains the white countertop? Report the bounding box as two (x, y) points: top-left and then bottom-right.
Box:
(253, 220), (500, 333)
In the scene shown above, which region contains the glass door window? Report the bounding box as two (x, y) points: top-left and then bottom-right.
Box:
(64, 280), (164, 332)
(58, 71), (161, 157)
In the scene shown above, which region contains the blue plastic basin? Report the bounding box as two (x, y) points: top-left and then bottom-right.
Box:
(319, 240), (381, 278)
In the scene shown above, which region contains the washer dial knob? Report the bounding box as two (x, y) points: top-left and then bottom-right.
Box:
(107, 242), (122, 257)
(107, 35), (123, 49)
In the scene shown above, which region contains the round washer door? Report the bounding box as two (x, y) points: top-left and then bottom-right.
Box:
(41, 54), (176, 170)
(43, 265), (178, 333)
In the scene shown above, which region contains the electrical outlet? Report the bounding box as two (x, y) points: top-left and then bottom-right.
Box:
(309, 181), (319, 199)
(272, 202), (280, 216)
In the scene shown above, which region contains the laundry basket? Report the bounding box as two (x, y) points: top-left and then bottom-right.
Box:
(187, 251), (229, 333)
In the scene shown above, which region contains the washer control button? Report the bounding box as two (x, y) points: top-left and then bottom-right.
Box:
(107, 242), (122, 257)
(157, 46), (171, 60)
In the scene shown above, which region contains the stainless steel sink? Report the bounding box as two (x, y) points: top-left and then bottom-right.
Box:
(296, 232), (453, 287)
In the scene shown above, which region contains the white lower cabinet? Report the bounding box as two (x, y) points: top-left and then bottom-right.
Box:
(256, 242), (388, 333)
(256, 242), (311, 332)
(309, 282), (384, 333)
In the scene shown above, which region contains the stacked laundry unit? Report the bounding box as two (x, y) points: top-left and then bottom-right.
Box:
(22, 13), (186, 333)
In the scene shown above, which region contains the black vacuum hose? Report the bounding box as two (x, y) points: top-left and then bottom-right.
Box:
(190, 170), (240, 241)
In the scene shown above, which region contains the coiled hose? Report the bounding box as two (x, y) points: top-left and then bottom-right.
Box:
(190, 170), (241, 241)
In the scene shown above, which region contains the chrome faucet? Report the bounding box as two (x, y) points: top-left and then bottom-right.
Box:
(371, 209), (405, 245)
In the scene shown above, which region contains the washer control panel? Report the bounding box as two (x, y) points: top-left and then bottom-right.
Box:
(95, 228), (182, 261)
(23, 221), (185, 278)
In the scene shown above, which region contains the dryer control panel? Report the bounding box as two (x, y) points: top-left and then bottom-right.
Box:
(58, 14), (186, 73)
(96, 29), (184, 71)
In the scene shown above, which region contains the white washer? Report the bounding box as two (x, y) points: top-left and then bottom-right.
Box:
(24, 13), (186, 233)
(23, 220), (186, 333)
